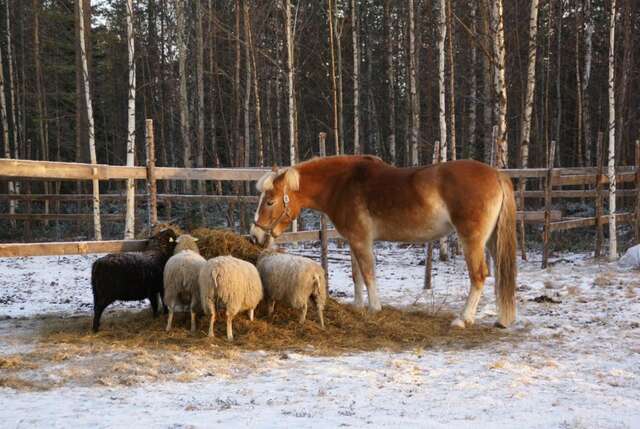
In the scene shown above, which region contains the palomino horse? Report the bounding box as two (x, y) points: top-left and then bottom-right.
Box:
(250, 155), (517, 328)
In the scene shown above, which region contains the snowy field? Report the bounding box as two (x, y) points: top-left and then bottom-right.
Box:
(1, 244), (640, 428)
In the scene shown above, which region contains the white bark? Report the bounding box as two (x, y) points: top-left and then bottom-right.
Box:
(408, 0), (419, 166)
(519, 0), (539, 169)
(285, 0), (296, 166)
(607, 0), (617, 260)
(437, 0), (447, 163)
(491, 0), (508, 168)
(284, 0), (297, 234)
(468, 1), (477, 158)
(176, 0), (191, 192)
(78, 0), (101, 240)
(351, 0), (360, 155)
(124, 0), (136, 239)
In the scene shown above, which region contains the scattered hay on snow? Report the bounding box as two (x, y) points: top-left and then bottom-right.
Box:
(0, 300), (514, 391)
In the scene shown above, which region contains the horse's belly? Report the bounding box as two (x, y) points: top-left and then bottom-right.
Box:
(372, 205), (453, 242)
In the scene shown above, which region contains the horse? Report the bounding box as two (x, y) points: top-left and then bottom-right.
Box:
(249, 155), (517, 329)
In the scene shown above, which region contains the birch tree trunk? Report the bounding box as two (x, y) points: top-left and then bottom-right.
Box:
(284, 0), (297, 233)
(328, 0), (341, 154)
(0, 37), (15, 226)
(520, 0), (539, 170)
(437, 0), (447, 164)
(176, 0), (191, 192)
(408, 0), (419, 166)
(285, 0), (296, 165)
(78, 0), (101, 240)
(384, 0), (396, 164)
(468, 1), (477, 159)
(33, 0), (50, 222)
(437, 0), (449, 261)
(582, 0), (594, 165)
(196, 0), (205, 176)
(607, 0), (617, 260)
(446, 0), (456, 161)
(491, 0), (508, 168)
(124, 0), (136, 239)
(243, 4), (252, 170)
(351, 0), (360, 155)
(6, 0), (19, 211)
(245, 3), (264, 167)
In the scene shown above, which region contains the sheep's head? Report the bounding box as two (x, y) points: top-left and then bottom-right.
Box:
(148, 228), (178, 254)
(173, 234), (200, 254)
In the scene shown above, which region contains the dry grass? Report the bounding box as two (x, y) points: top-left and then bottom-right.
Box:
(0, 300), (513, 391)
(191, 227), (263, 263)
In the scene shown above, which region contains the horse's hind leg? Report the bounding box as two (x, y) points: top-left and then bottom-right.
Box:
(350, 250), (365, 308)
(452, 239), (489, 328)
(350, 243), (382, 312)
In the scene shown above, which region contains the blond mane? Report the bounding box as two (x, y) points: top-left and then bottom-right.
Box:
(256, 168), (300, 193)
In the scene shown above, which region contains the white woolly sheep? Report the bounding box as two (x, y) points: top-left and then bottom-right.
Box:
(198, 255), (263, 340)
(257, 252), (327, 328)
(163, 234), (206, 333)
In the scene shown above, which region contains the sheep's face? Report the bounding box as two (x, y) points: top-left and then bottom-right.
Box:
(250, 168), (300, 248)
(148, 228), (178, 254)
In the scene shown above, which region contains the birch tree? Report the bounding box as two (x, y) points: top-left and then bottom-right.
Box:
(519, 0), (538, 171)
(446, 0), (456, 161)
(383, 0), (396, 164)
(408, 0), (419, 166)
(351, 0), (360, 155)
(33, 0), (50, 221)
(176, 0), (191, 192)
(437, 0), (448, 261)
(284, 0), (297, 233)
(607, 0), (617, 260)
(491, 0), (508, 168)
(0, 37), (15, 226)
(582, 0), (594, 165)
(124, 0), (136, 239)
(245, 3), (264, 166)
(468, 1), (477, 159)
(78, 0), (102, 240)
(328, 0), (341, 154)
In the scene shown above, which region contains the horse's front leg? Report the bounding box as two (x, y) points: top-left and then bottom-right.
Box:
(350, 243), (382, 312)
(350, 250), (365, 308)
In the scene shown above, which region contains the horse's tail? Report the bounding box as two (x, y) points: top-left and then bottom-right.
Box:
(493, 172), (517, 328)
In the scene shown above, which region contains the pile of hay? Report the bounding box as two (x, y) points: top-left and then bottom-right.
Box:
(0, 300), (515, 390)
(136, 223), (184, 239)
(191, 227), (263, 263)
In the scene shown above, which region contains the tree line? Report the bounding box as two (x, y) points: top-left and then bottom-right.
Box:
(0, 0), (638, 183)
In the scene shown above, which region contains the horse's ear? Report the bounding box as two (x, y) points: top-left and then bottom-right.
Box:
(282, 168), (300, 192)
(256, 171), (276, 192)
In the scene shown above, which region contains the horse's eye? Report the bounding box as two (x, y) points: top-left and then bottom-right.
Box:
(267, 200), (275, 207)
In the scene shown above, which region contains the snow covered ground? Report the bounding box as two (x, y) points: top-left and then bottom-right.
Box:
(1, 244), (640, 428)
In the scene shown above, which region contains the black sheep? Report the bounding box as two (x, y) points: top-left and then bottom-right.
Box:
(91, 228), (177, 332)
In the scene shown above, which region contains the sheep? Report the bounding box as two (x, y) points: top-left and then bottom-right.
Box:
(163, 234), (206, 333)
(198, 255), (263, 340)
(91, 228), (177, 332)
(256, 251), (327, 328)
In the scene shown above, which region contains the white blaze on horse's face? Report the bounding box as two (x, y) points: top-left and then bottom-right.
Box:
(251, 169), (300, 247)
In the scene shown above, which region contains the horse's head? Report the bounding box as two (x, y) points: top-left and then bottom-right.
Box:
(250, 167), (301, 247)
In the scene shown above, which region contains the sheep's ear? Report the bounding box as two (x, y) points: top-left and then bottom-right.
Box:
(193, 238), (199, 242)
(169, 237), (174, 242)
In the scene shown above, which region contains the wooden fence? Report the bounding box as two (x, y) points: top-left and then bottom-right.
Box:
(1, 128), (639, 268)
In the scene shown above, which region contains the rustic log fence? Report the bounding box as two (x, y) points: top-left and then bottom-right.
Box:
(1, 126), (640, 269)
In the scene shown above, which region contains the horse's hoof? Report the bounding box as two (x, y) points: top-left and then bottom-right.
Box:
(353, 299), (365, 309)
(367, 303), (382, 313)
(451, 318), (466, 329)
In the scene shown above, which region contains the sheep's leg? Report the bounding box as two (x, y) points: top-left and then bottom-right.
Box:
(248, 308), (254, 322)
(206, 301), (216, 338)
(267, 299), (276, 317)
(299, 302), (308, 325)
(226, 313), (234, 341)
(190, 310), (197, 333)
(149, 295), (159, 317)
(165, 307), (174, 332)
(92, 304), (106, 332)
(316, 301), (325, 329)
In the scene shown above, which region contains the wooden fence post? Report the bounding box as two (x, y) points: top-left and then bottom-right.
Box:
(318, 132), (329, 286)
(424, 140), (441, 290)
(542, 140), (556, 268)
(595, 131), (604, 258)
(635, 139), (640, 243)
(146, 119), (158, 230)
